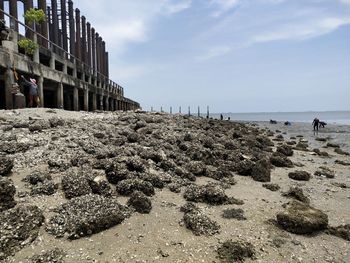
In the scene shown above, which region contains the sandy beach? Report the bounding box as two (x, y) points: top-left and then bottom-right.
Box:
(0, 108), (349, 263)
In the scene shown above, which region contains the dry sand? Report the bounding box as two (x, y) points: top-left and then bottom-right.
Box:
(0, 108), (349, 263)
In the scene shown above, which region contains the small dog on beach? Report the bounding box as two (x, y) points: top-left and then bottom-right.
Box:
(319, 121), (327, 128)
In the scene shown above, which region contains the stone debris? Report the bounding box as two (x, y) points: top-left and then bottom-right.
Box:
(314, 167), (335, 179)
(217, 240), (255, 263)
(277, 201), (328, 234)
(251, 159), (271, 182)
(288, 170), (311, 181)
(0, 177), (16, 212)
(327, 224), (350, 241)
(181, 203), (220, 236)
(28, 248), (66, 263)
(0, 156), (14, 176)
(282, 187), (310, 204)
(276, 144), (294, 156)
(127, 191), (152, 214)
(270, 153), (294, 168)
(184, 183), (240, 205)
(116, 179), (155, 196)
(222, 208), (247, 220)
(0, 206), (44, 260)
(262, 183), (280, 192)
(61, 170), (92, 199)
(46, 194), (130, 239)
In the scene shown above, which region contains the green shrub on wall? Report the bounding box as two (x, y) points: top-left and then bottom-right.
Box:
(24, 8), (46, 24)
(18, 38), (39, 55)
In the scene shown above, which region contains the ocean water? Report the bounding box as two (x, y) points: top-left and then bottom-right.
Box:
(209, 111), (350, 125)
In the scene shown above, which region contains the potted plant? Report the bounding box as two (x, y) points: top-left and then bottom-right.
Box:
(20, 8), (46, 60)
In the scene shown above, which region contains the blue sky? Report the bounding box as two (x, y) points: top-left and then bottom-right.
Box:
(77, 0), (350, 113)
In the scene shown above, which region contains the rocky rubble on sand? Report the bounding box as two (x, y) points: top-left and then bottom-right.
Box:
(180, 203), (220, 236)
(276, 201), (328, 234)
(46, 194), (131, 239)
(0, 206), (44, 260)
(0, 110), (349, 261)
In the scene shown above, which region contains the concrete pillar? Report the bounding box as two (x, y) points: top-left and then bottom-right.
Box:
(102, 41), (106, 76)
(91, 27), (96, 72)
(0, 1), (4, 20)
(50, 53), (55, 69)
(5, 68), (14, 109)
(87, 22), (92, 67)
(84, 88), (88, 111)
(9, 0), (18, 31)
(92, 93), (97, 111)
(104, 96), (109, 111)
(61, 0), (68, 55)
(38, 0), (48, 48)
(38, 76), (44, 107)
(68, 0), (75, 57)
(99, 95), (103, 111)
(75, 9), (81, 60)
(24, 0), (34, 40)
(51, 0), (59, 53)
(81, 16), (87, 64)
(95, 33), (100, 72)
(57, 82), (64, 108)
(73, 87), (79, 111)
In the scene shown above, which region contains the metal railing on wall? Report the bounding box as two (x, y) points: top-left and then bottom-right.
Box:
(0, 7), (126, 98)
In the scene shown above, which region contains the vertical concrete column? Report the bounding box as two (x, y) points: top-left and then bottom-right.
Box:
(68, 0), (75, 57)
(106, 52), (109, 77)
(50, 52), (56, 69)
(87, 22), (92, 67)
(91, 28), (96, 72)
(5, 68), (14, 109)
(57, 82), (64, 108)
(101, 41), (106, 76)
(81, 16), (87, 64)
(0, 1), (4, 20)
(9, 0), (18, 31)
(99, 95), (103, 111)
(92, 93), (97, 111)
(51, 0), (59, 53)
(95, 33), (100, 72)
(84, 88), (88, 111)
(38, 0), (48, 47)
(73, 87), (79, 111)
(75, 8), (81, 61)
(38, 76), (44, 107)
(61, 0), (68, 55)
(105, 96), (109, 111)
(115, 100), (118, 111)
(24, 0), (34, 40)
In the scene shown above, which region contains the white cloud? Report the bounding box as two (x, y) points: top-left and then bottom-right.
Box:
(253, 17), (350, 43)
(162, 0), (192, 14)
(339, 0), (350, 5)
(196, 45), (232, 61)
(210, 0), (241, 17)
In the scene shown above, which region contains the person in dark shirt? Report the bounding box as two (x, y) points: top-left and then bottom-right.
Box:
(21, 76), (39, 107)
(312, 118), (320, 131)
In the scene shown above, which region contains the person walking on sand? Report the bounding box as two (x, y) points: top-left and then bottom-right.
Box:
(312, 117), (320, 131)
(21, 76), (39, 107)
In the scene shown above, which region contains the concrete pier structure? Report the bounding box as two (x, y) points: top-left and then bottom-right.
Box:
(0, 0), (140, 111)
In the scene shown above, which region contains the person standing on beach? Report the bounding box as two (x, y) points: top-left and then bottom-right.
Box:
(220, 114), (223, 120)
(21, 76), (39, 108)
(312, 117), (320, 131)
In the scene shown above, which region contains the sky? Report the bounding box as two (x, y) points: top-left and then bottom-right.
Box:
(76, 0), (350, 113)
